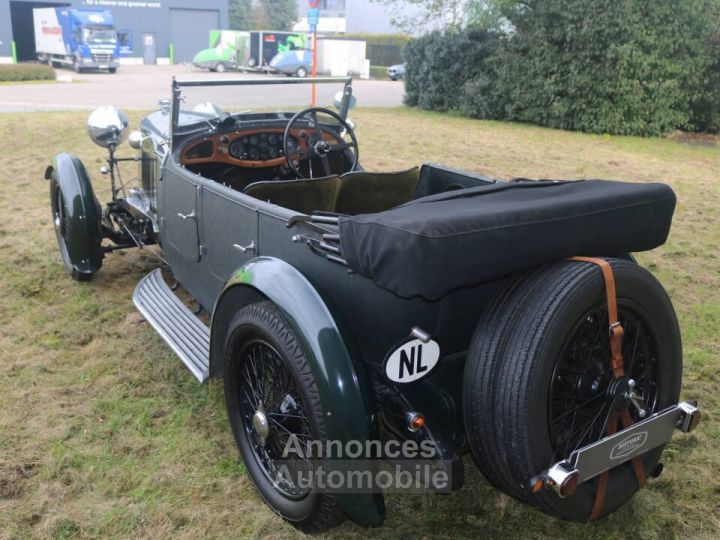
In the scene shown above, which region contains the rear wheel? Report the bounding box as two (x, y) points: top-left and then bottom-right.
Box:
(464, 259), (682, 521)
(214, 62), (227, 73)
(295, 66), (308, 78)
(224, 301), (343, 533)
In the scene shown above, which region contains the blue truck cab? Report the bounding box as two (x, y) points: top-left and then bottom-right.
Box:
(33, 8), (120, 73)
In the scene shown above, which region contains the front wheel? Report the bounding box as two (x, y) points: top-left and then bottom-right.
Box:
(108, 67), (117, 74)
(464, 259), (682, 521)
(214, 62), (227, 73)
(295, 66), (308, 78)
(50, 181), (97, 281)
(224, 301), (344, 533)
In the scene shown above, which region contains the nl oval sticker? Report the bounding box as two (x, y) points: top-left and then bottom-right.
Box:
(385, 338), (440, 384)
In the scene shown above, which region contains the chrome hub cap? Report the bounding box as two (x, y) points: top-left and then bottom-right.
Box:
(252, 409), (270, 446)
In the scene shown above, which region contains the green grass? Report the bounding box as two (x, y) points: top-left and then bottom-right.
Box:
(0, 63), (55, 82)
(0, 108), (718, 539)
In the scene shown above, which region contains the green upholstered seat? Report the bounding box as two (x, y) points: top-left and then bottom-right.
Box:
(243, 167), (420, 215)
(334, 167), (420, 215)
(243, 175), (341, 215)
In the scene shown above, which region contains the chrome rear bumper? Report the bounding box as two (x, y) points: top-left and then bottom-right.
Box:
(535, 400), (700, 498)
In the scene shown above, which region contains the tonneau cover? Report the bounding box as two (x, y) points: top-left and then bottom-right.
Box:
(338, 179), (676, 300)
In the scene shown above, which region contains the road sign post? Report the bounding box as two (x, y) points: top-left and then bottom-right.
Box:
(307, 2), (320, 105)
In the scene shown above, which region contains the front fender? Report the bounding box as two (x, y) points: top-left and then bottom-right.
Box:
(46, 153), (103, 276)
(210, 257), (385, 527)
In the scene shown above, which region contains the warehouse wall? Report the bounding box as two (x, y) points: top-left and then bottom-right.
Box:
(0, 0), (228, 63)
(0, 2), (13, 61)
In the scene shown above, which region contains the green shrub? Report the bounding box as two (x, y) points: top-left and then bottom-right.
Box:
(0, 63), (56, 82)
(406, 0), (720, 135)
(487, 0), (720, 135)
(404, 29), (500, 112)
(369, 65), (389, 79)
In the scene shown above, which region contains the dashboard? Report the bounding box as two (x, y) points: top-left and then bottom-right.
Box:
(181, 127), (330, 169)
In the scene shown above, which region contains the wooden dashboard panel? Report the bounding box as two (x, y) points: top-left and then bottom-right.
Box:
(181, 127), (335, 169)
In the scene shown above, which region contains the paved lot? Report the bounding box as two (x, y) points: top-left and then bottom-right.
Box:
(0, 64), (404, 112)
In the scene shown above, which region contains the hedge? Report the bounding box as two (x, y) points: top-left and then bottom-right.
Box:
(369, 65), (388, 79)
(404, 29), (499, 112)
(0, 63), (56, 82)
(404, 0), (720, 135)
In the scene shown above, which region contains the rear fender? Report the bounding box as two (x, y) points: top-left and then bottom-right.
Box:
(210, 256), (385, 526)
(46, 153), (103, 276)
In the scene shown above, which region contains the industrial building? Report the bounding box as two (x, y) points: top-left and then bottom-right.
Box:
(0, 0), (228, 64)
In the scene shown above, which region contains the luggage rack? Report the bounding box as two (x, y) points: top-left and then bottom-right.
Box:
(291, 212), (348, 266)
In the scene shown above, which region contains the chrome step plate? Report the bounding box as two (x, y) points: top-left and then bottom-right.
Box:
(133, 268), (210, 383)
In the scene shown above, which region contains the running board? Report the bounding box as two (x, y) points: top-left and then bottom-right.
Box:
(133, 268), (210, 383)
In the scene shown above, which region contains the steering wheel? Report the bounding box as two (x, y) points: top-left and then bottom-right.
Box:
(283, 107), (359, 178)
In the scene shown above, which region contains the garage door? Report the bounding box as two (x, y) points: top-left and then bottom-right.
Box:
(169, 8), (219, 64)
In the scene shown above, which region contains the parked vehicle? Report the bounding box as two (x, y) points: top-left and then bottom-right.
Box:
(248, 31), (306, 68)
(269, 49), (312, 77)
(192, 30), (250, 73)
(45, 77), (701, 533)
(33, 7), (120, 73)
(387, 63), (405, 80)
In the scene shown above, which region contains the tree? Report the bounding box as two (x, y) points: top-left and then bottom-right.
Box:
(371, 0), (469, 33)
(259, 0), (298, 31)
(229, 0), (252, 30)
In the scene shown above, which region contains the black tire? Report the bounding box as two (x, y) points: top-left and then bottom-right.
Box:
(50, 180), (95, 281)
(247, 56), (257, 68)
(295, 66), (308, 78)
(73, 59), (83, 73)
(464, 259), (682, 521)
(108, 67), (117, 74)
(224, 301), (344, 533)
(214, 62), (227, 73)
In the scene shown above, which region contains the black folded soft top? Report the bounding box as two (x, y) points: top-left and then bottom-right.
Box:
(338, 179), (676, 300)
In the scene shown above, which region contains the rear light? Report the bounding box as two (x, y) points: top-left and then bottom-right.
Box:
(406, 412), (425, 432)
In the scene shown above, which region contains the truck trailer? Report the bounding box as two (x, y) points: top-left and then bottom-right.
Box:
(33, 7), (120, 73)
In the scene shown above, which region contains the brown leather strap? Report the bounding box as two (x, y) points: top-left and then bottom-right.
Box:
(570, 256), (625, 378)
(621, 410), (647, 489)
(569, 257), (647, 520)
(589, 412), (620, 520)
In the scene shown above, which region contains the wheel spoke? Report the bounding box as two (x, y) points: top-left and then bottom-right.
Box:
(234, 338), (314, 499)
(549, 304), (658, 461)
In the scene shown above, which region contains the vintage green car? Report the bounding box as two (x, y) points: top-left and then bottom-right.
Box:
(46, 77), (700, 533)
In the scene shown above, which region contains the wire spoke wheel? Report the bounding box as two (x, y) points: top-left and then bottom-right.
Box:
(463, 259), (682, 521)
(236, 339), (313, 499)
(549, 304), (659, 463)
(224, 301), (343, 531)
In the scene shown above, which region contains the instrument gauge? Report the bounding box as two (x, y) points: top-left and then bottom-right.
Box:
(229, 139), (245, 158)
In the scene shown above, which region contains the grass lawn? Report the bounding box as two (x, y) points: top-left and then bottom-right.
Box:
(0, 108), (718, 539)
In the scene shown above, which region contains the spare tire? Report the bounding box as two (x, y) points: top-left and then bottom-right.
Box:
(463, 258), (682, 521)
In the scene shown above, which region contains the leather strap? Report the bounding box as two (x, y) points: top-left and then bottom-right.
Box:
(569, 257), (647, 520)
(570, 256), (625, 378)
